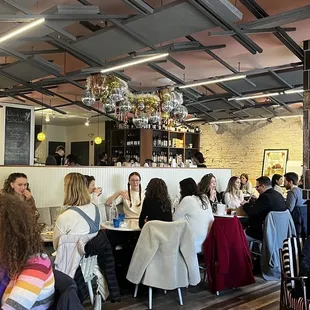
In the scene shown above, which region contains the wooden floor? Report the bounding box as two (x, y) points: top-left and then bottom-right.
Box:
(84, 277), (280, 310)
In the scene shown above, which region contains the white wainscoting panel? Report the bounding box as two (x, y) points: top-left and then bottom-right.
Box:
(0, 167), (232, 208)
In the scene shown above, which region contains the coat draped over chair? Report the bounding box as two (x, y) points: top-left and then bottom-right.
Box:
(203, 216), (255, 294)
(261, 210), (296, 281)
(126, 220), (200, 290)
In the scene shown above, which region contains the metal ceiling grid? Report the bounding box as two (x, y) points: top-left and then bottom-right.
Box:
(0, 0), (307, 123)
(73, 1), (241, 61)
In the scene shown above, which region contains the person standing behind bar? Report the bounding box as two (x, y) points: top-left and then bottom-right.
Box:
(54, 145), (65, 165)
(2, 172), (39, 218)
(192, 152), (206, 168)
(284, 172), (307, 237)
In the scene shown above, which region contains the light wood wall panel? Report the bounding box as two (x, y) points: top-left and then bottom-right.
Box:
(0, 167), (231, 208)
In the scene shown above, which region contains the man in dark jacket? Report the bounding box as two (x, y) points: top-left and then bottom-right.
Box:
(243, 176), (286, 241)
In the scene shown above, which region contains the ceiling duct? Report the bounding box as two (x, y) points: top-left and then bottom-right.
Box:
(74, 1), (242, 61)
(123, 0), (154, 15)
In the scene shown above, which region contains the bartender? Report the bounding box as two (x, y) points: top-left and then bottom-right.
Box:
(46, 145), (65, 165)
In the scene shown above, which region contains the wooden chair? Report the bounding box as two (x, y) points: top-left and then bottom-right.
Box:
(279, 237), (308, 310)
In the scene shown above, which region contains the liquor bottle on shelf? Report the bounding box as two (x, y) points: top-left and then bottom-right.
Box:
(163, 152), (168, 163)
(169, 152), (173, 164)
(152, 123), (156, 130)
(157, 136), (162, 147)
(125, 150), (130, 162)
(126, 133), (130, 146)
(158, 121), (162, 130)
(169, 139), (172, 148)
(152, 151), (156, 163)
(195, 126), (200, 133)
(131, 133), (134, 146)
(133, 134), (138, 146)
(153, 136), (157, 147)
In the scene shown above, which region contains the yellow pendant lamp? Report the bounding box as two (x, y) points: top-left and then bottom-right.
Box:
(37, 132), (46, 141)
(94, 102), (102, 145)
(37, 95), (46, 141)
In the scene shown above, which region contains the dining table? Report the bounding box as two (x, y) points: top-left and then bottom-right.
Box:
(213, 214), (248, 218)
(101, 218), (141, 232)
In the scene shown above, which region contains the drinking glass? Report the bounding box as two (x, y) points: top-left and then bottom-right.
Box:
(113, 218), (120, 228)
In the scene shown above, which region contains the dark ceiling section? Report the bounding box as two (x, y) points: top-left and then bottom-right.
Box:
(0, 0), (306, 122)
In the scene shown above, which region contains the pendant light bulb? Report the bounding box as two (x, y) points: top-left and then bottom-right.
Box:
(85, 118), (90, 126)
(37, 132), (46, 141)
(94, 136), (102, 144)
(45, 114), (50, 122)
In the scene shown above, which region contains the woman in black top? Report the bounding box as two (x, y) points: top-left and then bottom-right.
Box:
(139, 178), (172, 228)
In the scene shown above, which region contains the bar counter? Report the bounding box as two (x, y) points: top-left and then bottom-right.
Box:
(0, 166), (232, 209)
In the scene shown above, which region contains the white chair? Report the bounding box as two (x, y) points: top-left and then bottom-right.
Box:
(126, 221), (200, 310)
(133, 284), (183, 309)
(80, 255), (98, 305)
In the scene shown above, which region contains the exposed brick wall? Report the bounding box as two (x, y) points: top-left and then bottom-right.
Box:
(197, 118), (303, 184)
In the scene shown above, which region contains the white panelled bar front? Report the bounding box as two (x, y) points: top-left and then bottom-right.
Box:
(0, 167), (232, 208)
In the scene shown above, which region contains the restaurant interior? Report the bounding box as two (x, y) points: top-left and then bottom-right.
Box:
(0, 0), (309, 309)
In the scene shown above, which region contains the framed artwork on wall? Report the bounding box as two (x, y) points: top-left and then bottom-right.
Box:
(262, 149), (289, 178)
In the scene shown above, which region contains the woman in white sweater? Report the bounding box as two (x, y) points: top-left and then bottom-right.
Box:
(173, 177), (214, 253)
(53, 172), (101, 249)
(224, 176), (246, 209)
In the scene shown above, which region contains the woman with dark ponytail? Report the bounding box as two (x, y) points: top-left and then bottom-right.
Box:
(106, 172), (144, 218)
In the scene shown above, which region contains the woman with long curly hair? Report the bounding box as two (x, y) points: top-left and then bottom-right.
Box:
(139, 178), (172, 229)
(106, 172), (144, 218)
(2, 172), (39, 218)
(0, 194), (54, 309)
(173, 177), (214, 253)
(198, 173), (222, 204)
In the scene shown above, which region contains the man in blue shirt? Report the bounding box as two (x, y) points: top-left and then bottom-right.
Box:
(284, 172), (307, 237)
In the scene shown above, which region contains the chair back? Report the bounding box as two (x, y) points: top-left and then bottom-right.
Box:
(261, 210), (296, 280)
(282, 237), (306, 289)
(80, 255), (97, 283)
(127, 220), (200, 290)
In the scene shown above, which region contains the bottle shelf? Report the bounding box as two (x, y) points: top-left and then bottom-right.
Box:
(110, 127), (200, 165)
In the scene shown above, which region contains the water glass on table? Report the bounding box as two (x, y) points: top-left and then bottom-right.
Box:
(113, 218), (120, 228)
(119, 213), (125, 222)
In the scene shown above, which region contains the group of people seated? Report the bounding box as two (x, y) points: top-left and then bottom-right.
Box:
(0, 168), (307, 308)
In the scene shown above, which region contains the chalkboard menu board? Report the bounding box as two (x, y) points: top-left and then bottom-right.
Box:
(4, 106), (31, 165)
